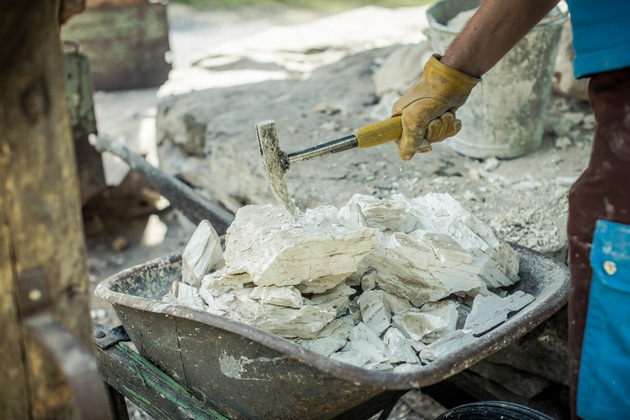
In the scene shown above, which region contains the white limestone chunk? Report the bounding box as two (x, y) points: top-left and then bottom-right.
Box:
(330, 347), (372, 368)
(330, 330), (392, 370)
(464, 291), (535, 335)
(238, 299), (337, 339)
(411, 340), (427, 352)
(349, 322), (393, 361)
(173, 281), (199, 299)
(336, 201), (369, 229)
(296, 316), (354, 356)
(348, 299), (363, 324)
(408, 193), (520, 288)
(392, 300), (459, 343)
(249, 285), (303, 308)
(306, 283), (356, 317)
(171, 281), (206, 310)
(344, 194), (419, 233)
(162, 292), (177, 304)
(178, 296), (207, 310)
(202, 287), (257, 317)
(199, 268), (252, 300)
(335, 338), (388, 368)
(358, 290), (392, 335)
(420, 301), (459, 342)
(370, 361), (395, 371)
(355, 193), (519, 297)
(345, 260), (371, 287)
(383, 327), (420, 364)
(382, 291), (412, 314)
(393, 363), (423, 373)
(360, 269), (378, 291)
(419, 330), (476, 363)
(182, 220), (223, 287)
(201, 291), (236, 316)
(297, 276), (349, 294)
(369, 231), (486, 306)
(223, 204), (380, 292)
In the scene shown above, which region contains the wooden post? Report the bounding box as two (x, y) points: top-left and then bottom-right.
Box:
(0, 1), (92, 418)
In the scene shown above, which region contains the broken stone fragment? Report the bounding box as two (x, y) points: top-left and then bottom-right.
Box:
(407, 193), (520, 288)
(383, 327), (420, 364)
(306, 283), (356, 317)
(354, 193), (519, 304)
(419, 330), (476, 364)
(392, 300), (459, 344)
(392, 363), (423, 373)
(199, 268), (253, 299)
(358, 290), (392, 336)
(360, 269), (378, 291)
(181, 220), (224, 287)
(234, 296), (338, 339)
(330, 346), (373, 368)
(345, 260), (371, 287)
(382, 291), (412, 315)
(296, 315), (354, 356)
(331, 322), (393, 369)
(203, 287), (253, 317)
(464, 290), (535, 336)
(368, 231), (486, 306)
(419, 301), (459, 343)
(344, 194), (418, 233)
(222, 204), (380, 293)
(336, 201), (369, 229)
(171, 281), (206, 311)
(249, 285), (303, 308)
(348, 322), (393, 362)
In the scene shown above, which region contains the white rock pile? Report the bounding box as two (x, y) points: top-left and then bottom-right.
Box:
(165, 193), (534, 371)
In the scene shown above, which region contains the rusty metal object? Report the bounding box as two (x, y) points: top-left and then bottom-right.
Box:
(93, 324), (130, 349)
(16, 269), (114, 420)
(61, 1), (171, 91)
(95, 245), (569, 419)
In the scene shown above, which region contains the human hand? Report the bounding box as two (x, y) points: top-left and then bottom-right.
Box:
(391, 54), (479, 160)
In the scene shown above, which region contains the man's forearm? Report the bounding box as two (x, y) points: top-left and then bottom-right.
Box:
(441, 0), (559, 78)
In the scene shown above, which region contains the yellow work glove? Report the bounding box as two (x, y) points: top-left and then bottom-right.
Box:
(391, 54), (480, 160)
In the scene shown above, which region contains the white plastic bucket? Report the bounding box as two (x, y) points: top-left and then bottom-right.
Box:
(426, 0), (568, 158)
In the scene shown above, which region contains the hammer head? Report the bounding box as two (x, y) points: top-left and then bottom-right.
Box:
(256, 120), (296, 216)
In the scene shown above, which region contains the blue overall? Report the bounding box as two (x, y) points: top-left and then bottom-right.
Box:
(577, 220), (630, 418)
(565, 0), (630, 78)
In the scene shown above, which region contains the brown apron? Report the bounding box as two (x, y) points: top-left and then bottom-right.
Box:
(567, 66), (630, 418)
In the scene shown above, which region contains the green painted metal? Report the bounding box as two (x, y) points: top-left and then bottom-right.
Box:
(63, 42), (106, 204)
(97, 342), (229, 420)
(63, 43), (97, 138)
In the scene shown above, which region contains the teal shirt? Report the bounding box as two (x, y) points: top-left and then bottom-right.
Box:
(566, 0), (630, 78)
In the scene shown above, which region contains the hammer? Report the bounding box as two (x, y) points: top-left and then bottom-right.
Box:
(256, 116), (402, 216)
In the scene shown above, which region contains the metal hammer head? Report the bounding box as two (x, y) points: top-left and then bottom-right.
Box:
(256, 120), (297, 216)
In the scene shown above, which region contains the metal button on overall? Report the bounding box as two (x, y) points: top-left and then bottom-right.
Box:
(603, 260), (617, 275)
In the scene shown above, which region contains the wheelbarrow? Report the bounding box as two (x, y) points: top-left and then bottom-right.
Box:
(94, 244), (569, 419)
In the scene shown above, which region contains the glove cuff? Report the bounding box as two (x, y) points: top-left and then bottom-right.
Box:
(423, 54), (480, 107)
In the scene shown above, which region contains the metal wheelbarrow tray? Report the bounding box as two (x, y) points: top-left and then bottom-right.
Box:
(95, 245), (569, 419)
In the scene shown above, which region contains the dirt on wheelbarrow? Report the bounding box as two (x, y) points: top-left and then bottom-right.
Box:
(83, 3), (590, 418)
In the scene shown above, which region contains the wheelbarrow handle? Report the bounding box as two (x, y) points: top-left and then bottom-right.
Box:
(92, 133), (234, 235)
